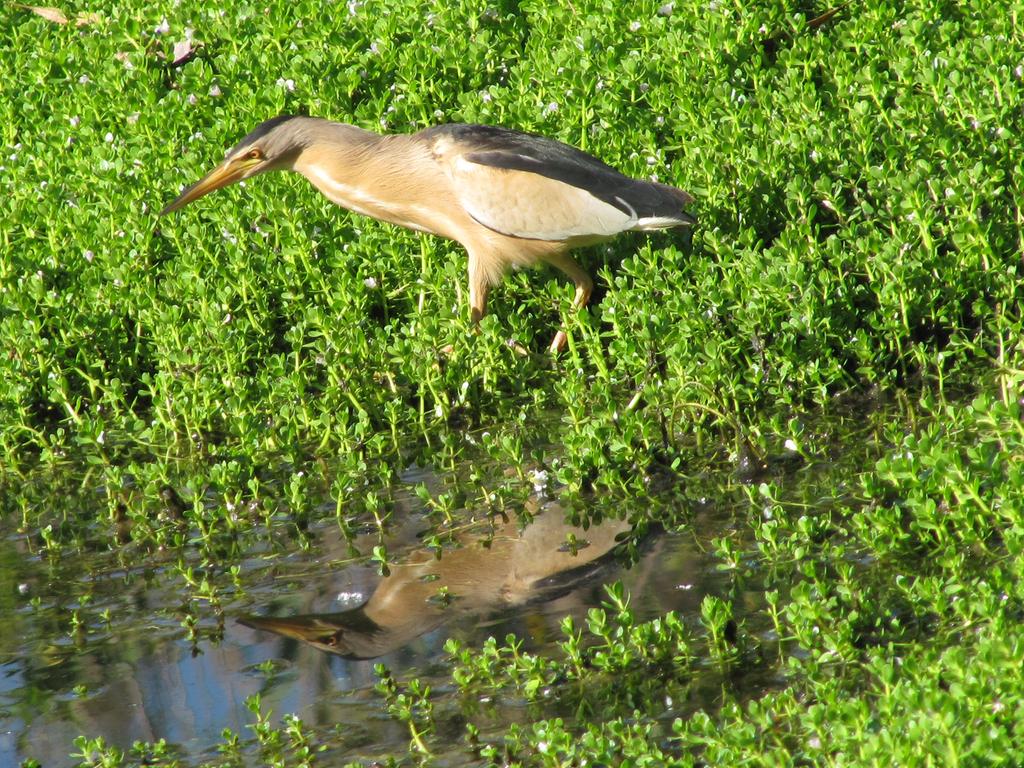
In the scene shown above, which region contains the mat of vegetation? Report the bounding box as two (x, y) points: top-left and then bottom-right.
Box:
(2, 0), (1023, 765)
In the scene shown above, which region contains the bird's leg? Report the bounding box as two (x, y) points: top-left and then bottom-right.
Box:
(465, 249), (533, 357)
(467, 251), (490, 326)
(437, 252), (490, 356)
(467, 253), (494, 345)
(543, 252), (594, 354)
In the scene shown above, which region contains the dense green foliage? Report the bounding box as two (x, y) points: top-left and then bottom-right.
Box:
(2, 0), (1024, 765)
(3, 0), (1021, 488)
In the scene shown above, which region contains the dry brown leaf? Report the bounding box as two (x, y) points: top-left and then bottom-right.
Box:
(19, 5), (69, 24)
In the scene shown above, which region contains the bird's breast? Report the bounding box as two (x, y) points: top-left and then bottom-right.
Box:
(299, 161), (466, 240)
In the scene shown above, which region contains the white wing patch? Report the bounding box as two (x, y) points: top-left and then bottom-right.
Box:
(634, 216), (690, 230)
(451, 156), (635, 241)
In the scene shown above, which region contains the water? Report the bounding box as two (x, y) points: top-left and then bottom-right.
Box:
(1, 428), (873, 766)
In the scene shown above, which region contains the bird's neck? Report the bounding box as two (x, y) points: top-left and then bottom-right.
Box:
(292, 127), (452, 237)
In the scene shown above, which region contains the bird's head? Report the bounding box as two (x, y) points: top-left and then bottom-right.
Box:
(160, 115), (308, 215)
(237, 608), (393, 660)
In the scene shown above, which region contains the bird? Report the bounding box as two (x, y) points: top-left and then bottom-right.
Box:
(238, 499), (633, 659)
(161, 115), (696, 352)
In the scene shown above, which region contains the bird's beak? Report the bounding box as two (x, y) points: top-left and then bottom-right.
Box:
(238, 614), (340, 643)
(160, 156), (263, 216)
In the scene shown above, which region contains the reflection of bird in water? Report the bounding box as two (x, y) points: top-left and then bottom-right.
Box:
(239, 503), (634, 659)
(161, 116), (695, 352)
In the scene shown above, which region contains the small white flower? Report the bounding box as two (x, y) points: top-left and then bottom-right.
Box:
(530, 469), (549, 494)
(69, 116), (80, 128)
(209, 84), (222, 97)
(347, 0), (361, 16)
(155, 17), (170, 35)
(1016, 64), (1024, 79)
(83, 250), (94, 262)
(104, 132), (114, 143)
(363, 276), (377, 288)
(222, 313), (232, 324)
(544, 101), (559, 114)
(187, 93), (197, 105)
(629, 20), (641, 32)
(276, 78), (295, 91)
(79, 75), (90, 85)
(369, 41), (380, 55)
(480, 90), (492, 103)
(810, 149), (819, 161)
(127, 112), (140, 125)
(784, 438), (798, 452)
(657, 2), (674, 16)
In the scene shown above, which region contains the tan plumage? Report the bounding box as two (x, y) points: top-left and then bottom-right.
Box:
(161, 116), (696, 352)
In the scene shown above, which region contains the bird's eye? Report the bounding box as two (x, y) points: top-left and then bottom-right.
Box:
(247, 148), (262, 160)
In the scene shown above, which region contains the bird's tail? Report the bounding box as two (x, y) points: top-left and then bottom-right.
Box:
(631, 181), (696, 229)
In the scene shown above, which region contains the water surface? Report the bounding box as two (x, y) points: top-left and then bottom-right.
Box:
(1, 421), (877, 766)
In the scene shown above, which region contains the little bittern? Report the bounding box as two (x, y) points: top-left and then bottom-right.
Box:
(161, 116), (696, 352)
